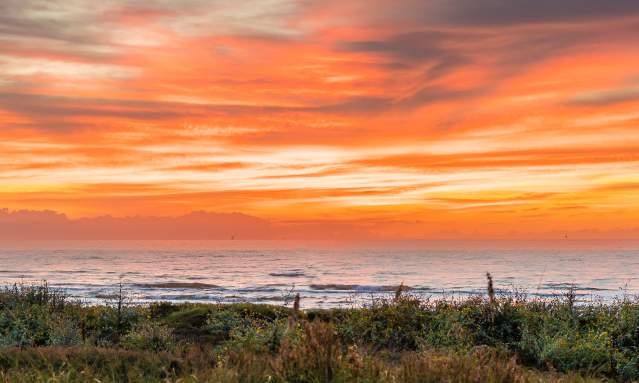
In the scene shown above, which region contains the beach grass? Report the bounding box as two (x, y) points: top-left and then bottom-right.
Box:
(1, 282), (638, 382)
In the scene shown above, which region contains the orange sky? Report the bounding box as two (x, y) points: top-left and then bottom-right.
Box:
(1, 1), (639, 239)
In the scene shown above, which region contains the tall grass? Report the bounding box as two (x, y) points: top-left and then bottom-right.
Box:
(1, 282), (638, 382)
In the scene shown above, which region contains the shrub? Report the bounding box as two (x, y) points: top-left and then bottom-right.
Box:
(537, 331), (613, 375)
(81, 305), (141, 346)
(162, 305), (215, 344)
(258, 320), (352, 383)
(121, 322), (175, 352)
(338, 295), (431, 351)
(48, 314), (82, 347)
(206, 309), (250, 343)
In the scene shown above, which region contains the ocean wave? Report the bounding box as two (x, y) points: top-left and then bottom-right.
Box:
(252, 295), (287, 302)
(269, 271), (307, 277)
(540, 283), (612, 291)
(236, 286), (280, 292)
(134, 282), (221, 289)
(309, 284), (411, 292)
(140, 294), (215, 301)
(579, 287), (613, 291)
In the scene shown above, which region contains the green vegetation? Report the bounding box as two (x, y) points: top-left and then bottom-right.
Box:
(1, 282), (638, 382)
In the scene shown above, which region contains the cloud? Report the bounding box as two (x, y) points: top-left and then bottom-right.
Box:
(311, 96), (393, 114)
(0, 208), (274, 239)
(567, 85), (639, 106)
(429, 192), (558, 206)
(398, 85), (486, 110)
(0, 93), (183, 129)
(0, 0), (109, 44)
(0, 55), (137, 79)
(0, 208), (392, 240)
(2, 0), (639, 238)
(152, 0), (304, 38)
(389, 0), (639, 27)
(339, 31), (450, 62)
(0, 0), (305, 44)
(164, 162), (252, 172)
(334, 23), (603, 112)
(0, 90), (452, 133)
(338, 25), (595, 76)
(338, 30), (468, 84)
(350, 146), (639, 174)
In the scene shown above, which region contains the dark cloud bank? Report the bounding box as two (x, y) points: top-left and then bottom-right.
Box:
(0, 209), (374, 240)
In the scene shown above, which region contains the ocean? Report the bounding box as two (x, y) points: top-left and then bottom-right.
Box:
(1, 240), (637, 308)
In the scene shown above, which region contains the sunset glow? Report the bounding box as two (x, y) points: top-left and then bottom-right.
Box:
(2, 1), (639, 239)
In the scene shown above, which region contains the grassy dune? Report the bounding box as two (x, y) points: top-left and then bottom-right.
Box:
(1, 282), (638, 382)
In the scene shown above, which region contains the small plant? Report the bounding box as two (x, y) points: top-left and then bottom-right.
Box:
(121, 322), (175, 352)
(206, 309), (250, 343)
(270, 320), (345, 382)
(48, 314), (82, 347)
(292, 293), (300, 319)
(394, 282), (405, 301)
(487, 272), (496, 304)
(565, 284), (577, 313)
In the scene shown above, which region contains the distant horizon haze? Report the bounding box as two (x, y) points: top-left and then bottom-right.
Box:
(1, 208), (637, 240)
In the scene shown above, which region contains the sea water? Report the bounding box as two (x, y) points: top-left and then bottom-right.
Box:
(0, 240), (637, 308)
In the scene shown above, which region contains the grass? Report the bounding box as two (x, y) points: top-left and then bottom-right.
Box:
(1, 282), (638, 382)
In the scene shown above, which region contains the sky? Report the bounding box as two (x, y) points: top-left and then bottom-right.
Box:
(1, 0), (639, 239)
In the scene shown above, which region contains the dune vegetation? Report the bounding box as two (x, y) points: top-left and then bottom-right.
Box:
(1, 280), (638, 382)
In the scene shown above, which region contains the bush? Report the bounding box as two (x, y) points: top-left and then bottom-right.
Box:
(81, 305), (141, 346)
(121, 322), (175, 352)
(0, 285), (81, 347)
(48, 314), (82, 347)
(337, 295), (432, 351)
(206, 309), (250, 343)
(537, 331), (613, 374)
(163, 306), (213, 342)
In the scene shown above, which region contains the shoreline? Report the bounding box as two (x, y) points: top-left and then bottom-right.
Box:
(3, 280), (630, 309)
